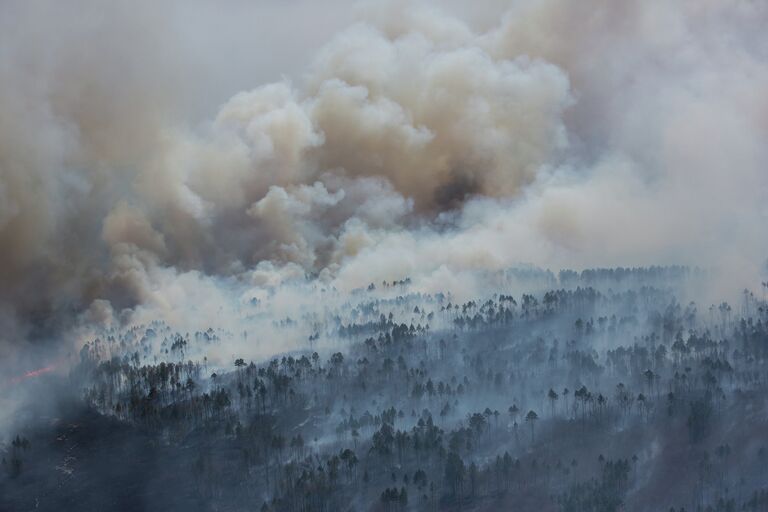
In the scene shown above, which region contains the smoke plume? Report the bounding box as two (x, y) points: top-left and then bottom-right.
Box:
(1, 0), (767, 361)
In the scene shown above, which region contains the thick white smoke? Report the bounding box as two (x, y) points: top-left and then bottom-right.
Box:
(1, 0), (767, 364)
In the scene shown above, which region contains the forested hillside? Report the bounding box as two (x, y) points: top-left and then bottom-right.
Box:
(3, 267), (767, 512)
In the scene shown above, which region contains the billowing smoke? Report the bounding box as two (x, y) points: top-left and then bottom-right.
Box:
(1, 0), (767, 363)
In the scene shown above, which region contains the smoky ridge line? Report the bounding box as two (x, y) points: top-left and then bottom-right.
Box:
(1, 0), (766, 358)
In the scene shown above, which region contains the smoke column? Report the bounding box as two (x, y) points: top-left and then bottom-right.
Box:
(1, 0), (767, 364)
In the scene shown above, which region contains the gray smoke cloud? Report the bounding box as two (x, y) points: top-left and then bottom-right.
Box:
(1, 0), (767, 364)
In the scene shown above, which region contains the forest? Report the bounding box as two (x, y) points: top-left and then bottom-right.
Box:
(2, 0), (768, 510)
(2, 266), (768, 512)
